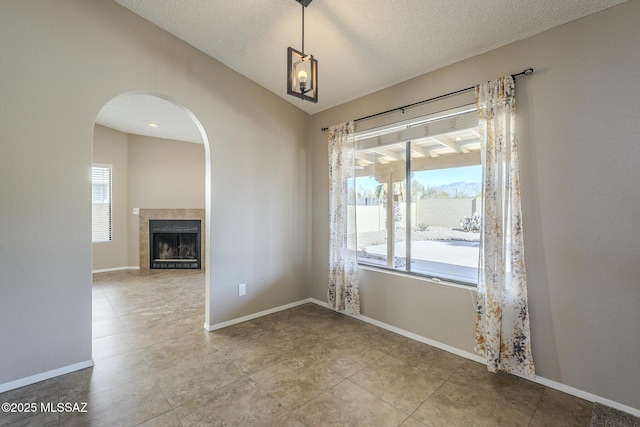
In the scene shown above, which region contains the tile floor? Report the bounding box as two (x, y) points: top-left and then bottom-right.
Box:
(0, 270), (594, 426)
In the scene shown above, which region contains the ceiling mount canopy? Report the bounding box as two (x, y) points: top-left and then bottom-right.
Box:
(287, 0), (318, 103)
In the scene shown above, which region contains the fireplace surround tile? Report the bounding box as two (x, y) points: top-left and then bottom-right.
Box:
(139, 209), (205, 271)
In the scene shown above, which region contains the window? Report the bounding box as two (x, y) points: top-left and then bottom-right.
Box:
(92, 164), (112, 243)
(353, 106), (481, 285)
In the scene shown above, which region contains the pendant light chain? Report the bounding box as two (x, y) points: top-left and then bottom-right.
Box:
(301, 5), (305, 54)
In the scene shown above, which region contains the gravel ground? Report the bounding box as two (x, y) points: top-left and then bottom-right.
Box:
(357, 226), (479, 250)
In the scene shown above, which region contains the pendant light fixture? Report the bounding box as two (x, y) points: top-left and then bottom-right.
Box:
(287, 0), (318, 103)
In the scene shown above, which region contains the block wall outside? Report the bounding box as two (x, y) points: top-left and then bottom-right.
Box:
(352, 198), (480, 232)
(416, 198), (480, 228)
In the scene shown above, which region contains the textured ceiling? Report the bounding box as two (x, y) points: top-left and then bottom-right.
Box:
(100, 0), (626, 140)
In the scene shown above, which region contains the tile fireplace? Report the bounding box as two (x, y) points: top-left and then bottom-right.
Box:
(138, 208), (205, 271)
(149, 219), (201, 269)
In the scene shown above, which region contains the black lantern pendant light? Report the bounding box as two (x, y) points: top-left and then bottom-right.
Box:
(287, 0), (318, 103)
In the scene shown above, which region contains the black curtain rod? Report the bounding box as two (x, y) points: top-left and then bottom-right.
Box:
(320, 67), (533, 132)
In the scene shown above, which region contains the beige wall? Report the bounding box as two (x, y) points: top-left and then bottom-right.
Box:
(311, 1), (640, 409)
(126, 135), (206, 267)
(92, 125), (129, 270)
(0, 0), (309, 388)
(2, 0), (638, 412)
(91, 128), (206, 270)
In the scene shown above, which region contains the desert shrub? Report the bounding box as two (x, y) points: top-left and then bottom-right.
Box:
(416, 223), (429, 232)
(461, 213), (481, 233)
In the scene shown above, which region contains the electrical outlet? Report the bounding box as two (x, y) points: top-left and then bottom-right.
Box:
(238, 283), (246, 296)
(132, 208), (140, 215)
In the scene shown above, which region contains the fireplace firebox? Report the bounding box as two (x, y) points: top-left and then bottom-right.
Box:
(149, 219), (201, 269)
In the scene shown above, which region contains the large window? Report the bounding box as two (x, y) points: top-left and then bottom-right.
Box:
(92, 164), (112, 243)
(353, 106), (481, 285)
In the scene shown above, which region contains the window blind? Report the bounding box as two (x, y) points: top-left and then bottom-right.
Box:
(92, 164), (112, 243)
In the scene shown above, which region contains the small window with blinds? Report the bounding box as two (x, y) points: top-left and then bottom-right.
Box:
(92, 164), (112, 243)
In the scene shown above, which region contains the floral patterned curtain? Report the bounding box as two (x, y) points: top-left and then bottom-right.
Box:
(327, 121), (360, 315)
(474, 76), (535, 378)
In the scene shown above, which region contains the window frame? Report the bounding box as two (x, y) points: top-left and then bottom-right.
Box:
(353, 106), (481, 287)
(92, 163), (113, 243)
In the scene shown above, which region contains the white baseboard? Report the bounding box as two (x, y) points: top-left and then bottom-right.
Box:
(92, 266), (140, 274)
(308, 298), (329, 309)
(0, 359), (94, 394)
(203, 298), (313, 332)
(308, 298), (639, 417)
(308, 298), (486, 364)
(533, 376), (640, 418)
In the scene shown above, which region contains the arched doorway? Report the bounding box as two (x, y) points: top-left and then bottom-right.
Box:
(91, 92), (211, 353)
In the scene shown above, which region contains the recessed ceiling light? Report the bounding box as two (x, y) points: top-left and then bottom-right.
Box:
(148, 122), (158, 128)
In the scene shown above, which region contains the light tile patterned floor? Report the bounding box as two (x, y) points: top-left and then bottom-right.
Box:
(0, 270), (594, 426)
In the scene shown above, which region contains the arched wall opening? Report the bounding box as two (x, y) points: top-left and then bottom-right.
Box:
(92, 91), (212, 334)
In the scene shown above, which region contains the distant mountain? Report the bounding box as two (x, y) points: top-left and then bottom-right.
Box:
(436, 182), (481, 198)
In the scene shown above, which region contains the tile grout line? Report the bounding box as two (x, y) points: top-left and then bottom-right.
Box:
(527, 386), (546, 427)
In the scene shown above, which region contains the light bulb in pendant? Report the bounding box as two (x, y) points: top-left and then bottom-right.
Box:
(298, 70), (308, 92)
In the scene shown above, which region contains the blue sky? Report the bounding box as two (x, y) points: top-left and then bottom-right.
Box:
(356, 165), (481, 191)
(415, 165), (481, 187)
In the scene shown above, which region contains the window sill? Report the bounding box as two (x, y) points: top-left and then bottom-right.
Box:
(357, 263), (477, 290)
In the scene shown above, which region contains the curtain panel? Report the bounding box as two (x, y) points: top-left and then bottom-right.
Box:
(327, 121), (360, 315)
(475, 76), (535, 378)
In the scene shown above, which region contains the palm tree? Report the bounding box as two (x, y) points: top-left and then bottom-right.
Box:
(373, 183), (386, 200)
